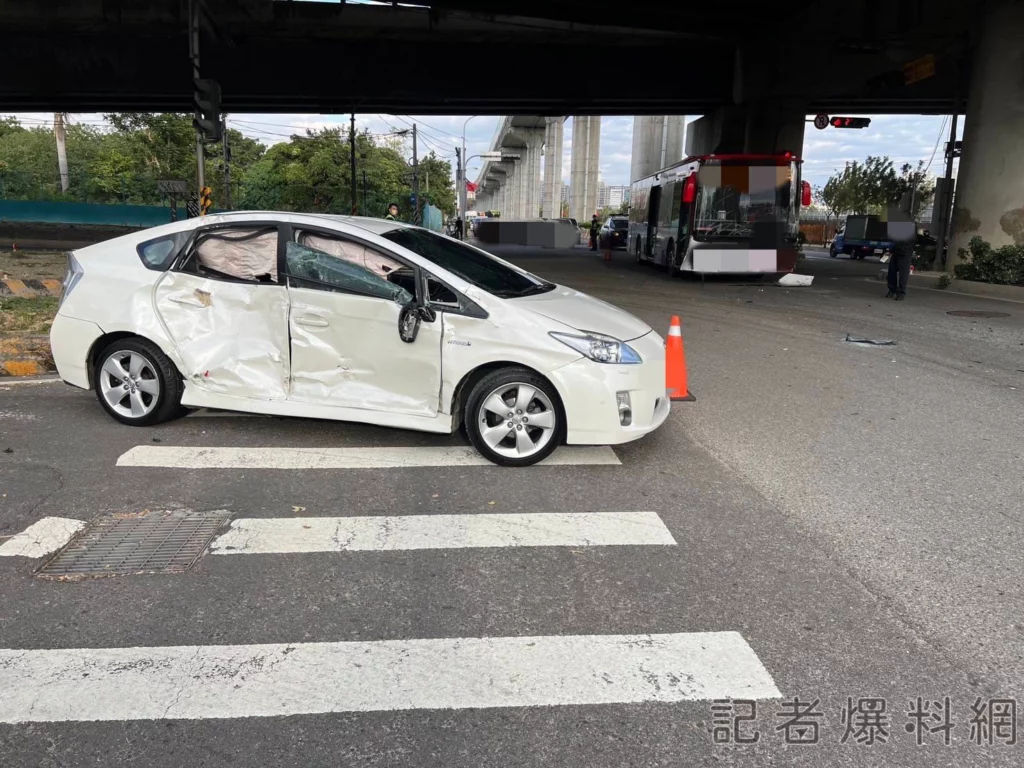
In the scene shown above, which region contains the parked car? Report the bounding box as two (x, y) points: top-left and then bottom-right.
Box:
(50, 212), (669, 466)
(599, 216), (629, 250)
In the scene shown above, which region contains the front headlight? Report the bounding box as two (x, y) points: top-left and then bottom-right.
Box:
(549, 331), (642, 364)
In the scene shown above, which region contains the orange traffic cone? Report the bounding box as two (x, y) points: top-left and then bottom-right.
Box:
(666, 315), (695, 402)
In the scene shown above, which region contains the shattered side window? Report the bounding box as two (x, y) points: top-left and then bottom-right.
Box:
(285, 241), (413, 304)
(190, 227), (279, 283)
(298, 231), (404, 278)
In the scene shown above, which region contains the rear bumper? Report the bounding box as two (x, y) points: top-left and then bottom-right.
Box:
(50, 313), (104, 390)
(549, 330), (669, 445)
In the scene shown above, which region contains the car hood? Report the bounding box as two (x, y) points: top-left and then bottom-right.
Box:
(511, 285), (652, 341)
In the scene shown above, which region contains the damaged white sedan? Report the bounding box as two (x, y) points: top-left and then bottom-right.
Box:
(50, 213), (669, 466)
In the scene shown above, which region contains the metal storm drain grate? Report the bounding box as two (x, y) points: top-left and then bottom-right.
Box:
(946, 310), (1010, 318)
(37, 510), (230, 578)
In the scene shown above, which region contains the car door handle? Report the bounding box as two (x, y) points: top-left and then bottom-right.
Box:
(295, 315), (329, 328)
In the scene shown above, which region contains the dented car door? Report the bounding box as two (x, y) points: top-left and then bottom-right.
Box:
(284, 237), (443, 417)
(154, 225), (291, 399)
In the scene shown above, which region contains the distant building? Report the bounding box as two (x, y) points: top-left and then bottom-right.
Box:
(598, 184), (628, 209)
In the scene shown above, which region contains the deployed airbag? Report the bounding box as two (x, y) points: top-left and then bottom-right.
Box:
(196, 228), (278, 282)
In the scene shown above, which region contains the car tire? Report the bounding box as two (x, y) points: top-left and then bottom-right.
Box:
(93, 337), (185, 427)
(465, 367), (565, 467)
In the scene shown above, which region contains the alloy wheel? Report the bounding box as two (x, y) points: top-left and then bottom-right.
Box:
(98, 349), (161, 419)
(476, 382), (558, 460)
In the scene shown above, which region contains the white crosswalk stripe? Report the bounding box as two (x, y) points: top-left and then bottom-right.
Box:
(116, 444), (622, 468)
(0, 517), (86, 558)
(0, 632), (781, 723)
(210, 512), (677, 553)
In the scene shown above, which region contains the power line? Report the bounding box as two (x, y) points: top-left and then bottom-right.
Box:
(390, 115), (458, 150)
(393, 115), (463, 140)
(922, 115), (949, 175)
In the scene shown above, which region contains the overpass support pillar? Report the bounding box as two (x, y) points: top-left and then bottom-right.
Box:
(542, 117), (564, 218)
(520, 128), (544, 219)
(509, 162), (523, 220)
(630, 116), (685, 182)
(950, 0), (1024, 260)
(569, 116), (601, 223)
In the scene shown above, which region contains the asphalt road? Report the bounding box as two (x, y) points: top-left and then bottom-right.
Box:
(1, 243), (1021, 766)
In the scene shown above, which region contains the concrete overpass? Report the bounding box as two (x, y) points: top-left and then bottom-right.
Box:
(475, 115), (688, 223)
(2, 0), (1020, 256)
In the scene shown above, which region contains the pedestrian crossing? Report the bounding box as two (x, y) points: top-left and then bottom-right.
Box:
(0, 633), (779, 724)
(1, 436), (783, 728)
(116, 444), (621, 468)
(211, 512), (677, 553)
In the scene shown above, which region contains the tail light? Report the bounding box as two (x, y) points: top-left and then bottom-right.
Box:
(801, 180), (812, 207)
(682, 174), (697, 204)
(58, 251), (84, 310)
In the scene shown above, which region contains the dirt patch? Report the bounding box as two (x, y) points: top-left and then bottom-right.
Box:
(0, 250), (68, 280)
(0, 296), (60, 333)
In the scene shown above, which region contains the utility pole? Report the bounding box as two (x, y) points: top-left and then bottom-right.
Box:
(362, 170), (367, 216)
(455, 146), (463, 223)
(937, 105), (960, 274)
(222, 116), (231, 209)
(349, 113), (357, 215)
(411, 123), (420, 225)
(189, 0), (205, 195)
(54, 113), (69, 193)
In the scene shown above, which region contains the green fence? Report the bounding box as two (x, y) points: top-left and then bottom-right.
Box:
(0, 199), (182, 228)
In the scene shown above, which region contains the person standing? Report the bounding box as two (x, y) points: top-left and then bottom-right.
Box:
(455, 216), (464, 240)
(589, 214), (600, 251)
(885, 200), (915, 300)
(385, 203), (400, 221)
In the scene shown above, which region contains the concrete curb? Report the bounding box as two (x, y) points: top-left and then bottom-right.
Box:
(0, 278), (63, 297)
(0, 334), (55, 377)
(873, 270), (1024, 304)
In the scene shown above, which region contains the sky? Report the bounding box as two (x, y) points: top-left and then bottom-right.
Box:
(4, 112), (963, 191)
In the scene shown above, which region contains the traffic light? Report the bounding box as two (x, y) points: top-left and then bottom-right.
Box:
(193, 78), (222, 143)
(200, 186), (212, 216)
(830, 117), (871, 129)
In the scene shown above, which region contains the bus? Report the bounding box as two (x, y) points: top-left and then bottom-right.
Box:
(628, 152), (811, 275)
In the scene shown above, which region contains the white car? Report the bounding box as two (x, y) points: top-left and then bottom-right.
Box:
(50, 212), (669, 466)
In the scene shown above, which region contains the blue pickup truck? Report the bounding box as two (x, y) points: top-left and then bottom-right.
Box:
(830, 215), (894, 260)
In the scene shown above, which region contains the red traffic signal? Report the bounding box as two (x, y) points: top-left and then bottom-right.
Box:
(830, 116), (871, 129)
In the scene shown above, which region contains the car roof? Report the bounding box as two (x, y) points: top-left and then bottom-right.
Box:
(172, 210), (411, 237)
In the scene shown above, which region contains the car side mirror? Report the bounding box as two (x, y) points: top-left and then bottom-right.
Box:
(418, 305), (437, 323)
(399, 302), (421, 343)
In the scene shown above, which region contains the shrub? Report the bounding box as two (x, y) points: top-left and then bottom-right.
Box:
(953, 236), (1024, 285)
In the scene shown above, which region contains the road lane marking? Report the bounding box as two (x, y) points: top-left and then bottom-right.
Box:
(211, 512), (676, 554)
(116, 445), (621, 468)
(0, 632), (781, 723)
(0, 517), (85, 558)
(0, 376), (61, 388)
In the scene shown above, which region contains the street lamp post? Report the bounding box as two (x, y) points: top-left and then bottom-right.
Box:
(460, 116), (482, 223)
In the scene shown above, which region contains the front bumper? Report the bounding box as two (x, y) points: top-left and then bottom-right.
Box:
(548, 330), (670, 445)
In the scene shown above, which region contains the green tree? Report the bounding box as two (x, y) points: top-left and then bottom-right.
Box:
(894, 160), (934, 220)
